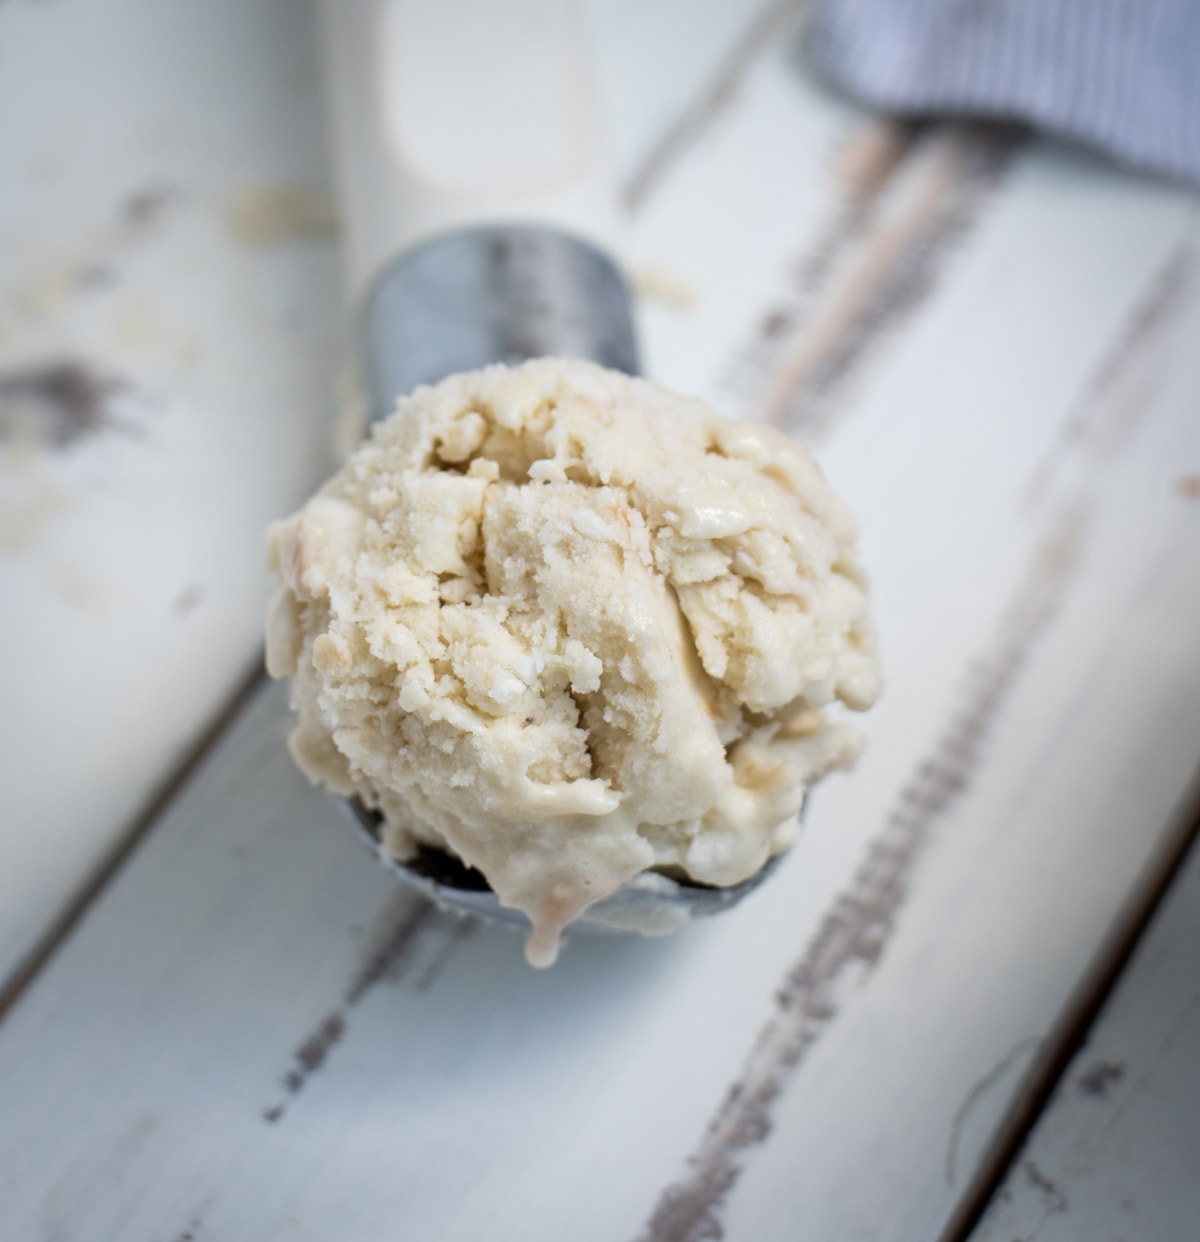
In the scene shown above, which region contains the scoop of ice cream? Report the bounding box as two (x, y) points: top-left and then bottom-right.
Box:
(266, 358), (878, 966)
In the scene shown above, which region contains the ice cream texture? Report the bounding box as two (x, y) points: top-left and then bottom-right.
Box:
(266, 359), (879, 966)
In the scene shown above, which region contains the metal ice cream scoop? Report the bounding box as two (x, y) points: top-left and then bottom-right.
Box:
(318, 0), (783, 938)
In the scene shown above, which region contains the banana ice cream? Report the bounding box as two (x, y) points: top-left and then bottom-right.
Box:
(266, 359), (878, 966)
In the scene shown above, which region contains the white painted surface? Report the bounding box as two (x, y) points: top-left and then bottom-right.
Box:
(971, 835), (1200, 1242)
(0, 0), (343, 986)
(2, 2), (1200, 1241)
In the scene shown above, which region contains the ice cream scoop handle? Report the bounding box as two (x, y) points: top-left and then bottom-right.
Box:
(318, 0), (616, 306)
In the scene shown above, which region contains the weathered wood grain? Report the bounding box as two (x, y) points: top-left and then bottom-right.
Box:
(635, 220), (1200, 1241)
(639, 497), (1090, 1242)
(0, 0), (343, 992)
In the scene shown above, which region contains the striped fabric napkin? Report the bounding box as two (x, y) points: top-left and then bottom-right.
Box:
(806, 0), (1200, 185)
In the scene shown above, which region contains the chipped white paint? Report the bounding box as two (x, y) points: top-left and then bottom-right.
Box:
(0, 0), (343, 988)
(1, 3), (1199, 1242)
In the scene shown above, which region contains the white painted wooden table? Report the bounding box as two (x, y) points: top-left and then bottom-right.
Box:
(2, 2), (1198, 1240)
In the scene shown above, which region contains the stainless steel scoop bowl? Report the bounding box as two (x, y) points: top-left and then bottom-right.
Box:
(346, 225), (785, 937)
(344, 798), (785, 937)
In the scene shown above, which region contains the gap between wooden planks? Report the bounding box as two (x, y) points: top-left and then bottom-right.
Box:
(942, 775), (1200, 1242)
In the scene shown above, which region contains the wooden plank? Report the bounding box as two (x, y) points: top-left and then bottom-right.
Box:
(639, 192), (1200, 1240)
(0, 0), (343, 991)
(969, 827), (1200, 1242)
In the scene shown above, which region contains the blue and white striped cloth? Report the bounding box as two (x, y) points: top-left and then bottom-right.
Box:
(806, 0), (1200, 185)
